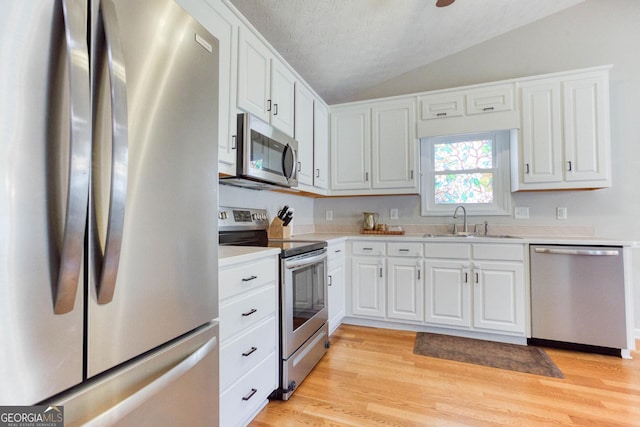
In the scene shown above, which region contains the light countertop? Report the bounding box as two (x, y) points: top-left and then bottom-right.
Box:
(219, 246), (280, 267)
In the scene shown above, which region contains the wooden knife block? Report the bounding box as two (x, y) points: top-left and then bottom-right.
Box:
(268, 217), (291, 239)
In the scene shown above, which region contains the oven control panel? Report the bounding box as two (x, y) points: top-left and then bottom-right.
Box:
(218, 206), (269, 231)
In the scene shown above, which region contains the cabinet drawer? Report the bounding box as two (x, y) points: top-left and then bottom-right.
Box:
(472, 244), (525, 261)
(327, 242), (346, 261)
(351, 241), (386, 256)
(387, 242), (423, 257)
(220, 351), (277, 427)
(220, 257), (277, 301)
(425, 243), (470, 259)
(220, 285), (276, 341)
(220, 316), (277, 390)
(466, 85), (514, 115)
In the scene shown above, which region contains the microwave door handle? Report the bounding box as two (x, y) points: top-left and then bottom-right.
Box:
(96, 0), (129, 305)
(54, 0), (91, 314)
(283, 143), (297, 179)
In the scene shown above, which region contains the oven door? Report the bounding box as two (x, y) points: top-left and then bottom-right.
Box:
(281, 249), (328, 358)
(238, 113), (298, 187)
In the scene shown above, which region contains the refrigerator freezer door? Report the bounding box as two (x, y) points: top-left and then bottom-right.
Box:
(87, 0), (219, 377)
(48, 322), (219, 427)
(0, 0), (89, 404)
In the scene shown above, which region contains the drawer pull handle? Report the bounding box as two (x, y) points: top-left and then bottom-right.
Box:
(242, 275), (258, 282)
(242, 388), (258, 401)
(242, 346), (258, 357)
(363, 247), (373, 251)
(399, 249), (410, 252)
(436, 112), (447, 117)
(242, 308), (257, 317)
(483, 106), (494, 111)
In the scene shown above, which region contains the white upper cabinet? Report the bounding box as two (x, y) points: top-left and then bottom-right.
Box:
(330, 98), (418, 195)
(237, 26), (295, 137)
(270, 60), (296, 136)
(294, 83), (315, 186)
(331, 106), (371, 191)
(237, 26), (271, 122)
(513, 67), (611, 191)
(518, 80), (564, 185)
(371, 98), (418, 190)
(417, 84), (518, 138)
(313, 101), (330, 190)
(465, 85), (514, 115)
(419, 92), (464, 120)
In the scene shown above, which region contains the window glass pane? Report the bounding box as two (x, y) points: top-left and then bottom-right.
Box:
(433, 140), (493, 172)
(434, 173), (494, 204)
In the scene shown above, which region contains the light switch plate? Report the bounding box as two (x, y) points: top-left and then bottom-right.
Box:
(326, 210), (333, 221)
(514, 207), (529, 219)
(390, 208), (399, 220)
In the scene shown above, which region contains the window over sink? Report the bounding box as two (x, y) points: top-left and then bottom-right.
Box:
(420, 130), (513, 216)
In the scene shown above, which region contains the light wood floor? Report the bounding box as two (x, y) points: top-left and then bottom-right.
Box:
(250, 324), (640, 426)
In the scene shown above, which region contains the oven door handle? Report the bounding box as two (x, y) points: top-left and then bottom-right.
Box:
(284, 252), (327, 270)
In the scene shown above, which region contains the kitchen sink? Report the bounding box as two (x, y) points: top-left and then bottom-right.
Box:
(422, 233), (522, 239)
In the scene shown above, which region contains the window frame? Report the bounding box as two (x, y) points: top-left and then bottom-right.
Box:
(420, 130), (512, 217)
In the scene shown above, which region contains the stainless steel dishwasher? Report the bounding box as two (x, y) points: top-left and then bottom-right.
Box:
(529, 245), (627, 355)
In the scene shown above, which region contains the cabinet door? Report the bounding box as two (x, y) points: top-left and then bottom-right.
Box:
(270, 60), (295, 136)
(371, 99), (417, 189)
(313, 101), (330, 189)
(351, 256), (385, 318)
(419, 92), (464, 120)
(387, 258), (423, 322)
(237, 27), (271, 122)
(466, 85), (514, 115)
(294, 84), (315, 186)
(331, 108), (371, 190)
(472, 262), (525, 334)
(424, 260), (471, 328)
(327, 258), (345, 334)
(519, 81), (563, 184)
(563, 74), (610, 183)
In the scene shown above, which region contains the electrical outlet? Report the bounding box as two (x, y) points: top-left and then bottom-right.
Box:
(514, 207), (529, 219)
(557, 207), (568, 220)
(326, 210), (333, 221)
(390, 208), (399, 220)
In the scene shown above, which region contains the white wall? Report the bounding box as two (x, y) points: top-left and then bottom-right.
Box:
(315, 0), (640, 333)
(219, 183), (314, 234)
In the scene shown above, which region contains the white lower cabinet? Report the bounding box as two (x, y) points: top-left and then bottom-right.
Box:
(219, 252), (278, 427)
(424, 243), (526, 335)
(347, 240), (526, 339)
(424, 259), (470, 328)
(327, 241), (346, 334)
(351, 255), (386, 318)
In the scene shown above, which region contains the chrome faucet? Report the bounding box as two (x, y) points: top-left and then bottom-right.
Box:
(453, 205), (467, 234)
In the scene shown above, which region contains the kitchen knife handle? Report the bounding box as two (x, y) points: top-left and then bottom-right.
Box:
(54, 0), (91, 314)
(96, 0), (129, 305)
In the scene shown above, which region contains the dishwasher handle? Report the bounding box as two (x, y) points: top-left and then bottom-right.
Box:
(534, 247), (620, 256)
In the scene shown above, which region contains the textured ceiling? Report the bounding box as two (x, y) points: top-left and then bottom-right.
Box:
(229, 0), (585, 104)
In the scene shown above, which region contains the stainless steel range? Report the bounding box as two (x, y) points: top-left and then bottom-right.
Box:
(219, 206), (330, 400)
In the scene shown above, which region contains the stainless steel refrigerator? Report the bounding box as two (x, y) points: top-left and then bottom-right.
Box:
(1, 0), (220, 424)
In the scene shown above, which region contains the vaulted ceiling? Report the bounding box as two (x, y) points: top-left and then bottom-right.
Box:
(229, 0), (585, 104)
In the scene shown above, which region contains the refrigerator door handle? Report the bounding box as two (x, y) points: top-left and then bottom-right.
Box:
(96, 0), (129, 305)
(82, 336), (218, 427)
(54, 0), (91, 314)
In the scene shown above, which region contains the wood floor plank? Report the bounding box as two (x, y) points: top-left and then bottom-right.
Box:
(250, 325), (640, 426)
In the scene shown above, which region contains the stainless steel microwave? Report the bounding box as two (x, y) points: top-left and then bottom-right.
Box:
(220, 113), (298, 189)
